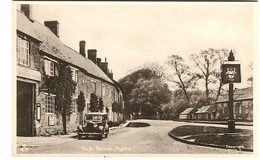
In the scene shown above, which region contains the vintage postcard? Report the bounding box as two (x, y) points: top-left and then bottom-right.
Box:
(12, 1), (258, 157)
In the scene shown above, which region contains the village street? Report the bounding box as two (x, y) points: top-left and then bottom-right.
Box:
(16, 120), (252, 155)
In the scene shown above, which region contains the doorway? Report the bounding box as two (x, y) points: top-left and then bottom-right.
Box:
(17, 81), (34, 136)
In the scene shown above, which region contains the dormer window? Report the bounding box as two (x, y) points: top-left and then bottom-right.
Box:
(17, 37), (29, 66)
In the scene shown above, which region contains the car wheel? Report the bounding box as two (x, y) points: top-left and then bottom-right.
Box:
(78, 135), (81, 140)
(105, 133), (108, 138)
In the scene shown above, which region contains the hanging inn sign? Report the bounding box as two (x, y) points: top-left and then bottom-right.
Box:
(221, 61), (241, 84)
(221, 50), (241, 132)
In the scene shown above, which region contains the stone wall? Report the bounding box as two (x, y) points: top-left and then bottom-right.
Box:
(16, 33), (124, 136)
(35, 62), (122, 136)
(215, 100), (253, 121)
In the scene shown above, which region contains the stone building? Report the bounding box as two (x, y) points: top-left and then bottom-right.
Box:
(16, 4), (124, 136)
(215, 87), (253, 121)
(195, 105), (216, 120)
(179, 108), (197, 120)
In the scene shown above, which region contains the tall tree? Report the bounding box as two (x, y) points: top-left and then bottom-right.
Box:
(190, 48), (229, 104)
(119, 68), (157, 118)
(143, 63), (165, 82)
(77, 91), (86, 125)
(99, 97), (104, 112)
(214, 49), (229, 101)
(160, 91), (191, 120)
(129, 78), (171, 117)
(89, 93), (99, 112)
(43, 62), (76, 134)
(167, 55), (197, 104)
(119, 68), (172, 119)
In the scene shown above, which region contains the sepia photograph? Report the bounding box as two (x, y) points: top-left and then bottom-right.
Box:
(12, 1), (257, 157)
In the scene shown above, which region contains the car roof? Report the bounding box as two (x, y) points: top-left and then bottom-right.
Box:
(85, 112), (107, 116)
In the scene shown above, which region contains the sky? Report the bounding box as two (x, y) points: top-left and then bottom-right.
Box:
(21, 2), (257, 89)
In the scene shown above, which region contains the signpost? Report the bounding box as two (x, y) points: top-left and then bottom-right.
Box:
(221, 50), (241, 133)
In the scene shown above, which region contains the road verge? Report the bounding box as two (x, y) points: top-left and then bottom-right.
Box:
(168, 125), (253, 152)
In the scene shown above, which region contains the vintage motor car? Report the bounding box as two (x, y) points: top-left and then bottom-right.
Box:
(77, 112), (109, 140)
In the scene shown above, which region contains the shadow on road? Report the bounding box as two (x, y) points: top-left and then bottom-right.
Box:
(126, 122), (150, 127)
(77, 136), (104, 141)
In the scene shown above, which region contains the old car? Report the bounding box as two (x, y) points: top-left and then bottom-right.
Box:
(77, 112), (109, 140)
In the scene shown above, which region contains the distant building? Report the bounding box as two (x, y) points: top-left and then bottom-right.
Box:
(179, 108), (197, 120)
(16, 4), (124, 136)
(195, 105), (216, 120)
(215, 87), (253, 121)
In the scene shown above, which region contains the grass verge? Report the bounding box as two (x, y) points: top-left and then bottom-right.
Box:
(170, 125), (253, 151)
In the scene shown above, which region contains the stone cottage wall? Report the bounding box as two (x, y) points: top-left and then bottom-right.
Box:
(215, 100), (253, 121)
(17, 32), (124, 136)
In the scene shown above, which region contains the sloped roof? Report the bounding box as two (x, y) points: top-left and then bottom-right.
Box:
(16, 11), (113, 84)
(216, 87), (253, 103)
(196, 105), (215, 114)
(16, 11), (41, 41)
(180, 108), (196, 115)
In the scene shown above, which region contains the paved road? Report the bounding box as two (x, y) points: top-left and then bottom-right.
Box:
(16, 120), (253, 155)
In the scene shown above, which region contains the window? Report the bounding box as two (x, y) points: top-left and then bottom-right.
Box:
(102, 84), (106, 97)
(71, 67), (78, 82)
(71, 98), (77, 114)
(235, 103), (240, 114)
(239, 105), (242, 114)
(224, 106), (228, 114)
(45, 95), (55, 114)
(45, 59), (55, 76)
(107, 87), (111, 97)
(245, 105), (249, 114)
(114, 89), (117, 101)
(17, 37), (29, 66)
(92, 81), (96, 93)
(222, 107), (225, 114)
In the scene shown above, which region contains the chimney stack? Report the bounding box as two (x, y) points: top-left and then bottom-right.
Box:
(20, 4), (33, 20)
(44, 21), (59, 37)
(97, 58), (101, 68)
(88, 49), (97, 64)
(79, 41), (86, 57)
(110, 72), (114, 79)
(101, 57), (108, 74)
(108, 70), (113, 79)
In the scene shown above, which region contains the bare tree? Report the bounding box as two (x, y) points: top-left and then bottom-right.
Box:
(214, 49), (230, 101)
(190, 48), (229, 104)
(167, 55), (197, 104)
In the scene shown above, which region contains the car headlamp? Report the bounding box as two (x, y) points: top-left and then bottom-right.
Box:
(93, 123), (98, 128)
(98, 125), (103, 130)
